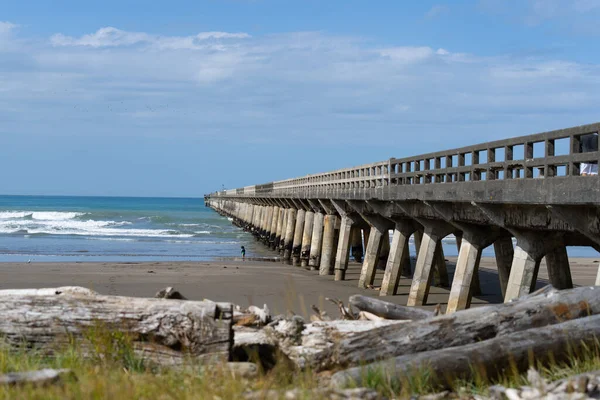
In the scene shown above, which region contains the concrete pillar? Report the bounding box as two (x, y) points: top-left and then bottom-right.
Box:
(413, 230), (422, 261)
(265, 206), (273, 239)
(378, 231), (390, 269)
(350, 227), (364, 263)
(319, 214), (337, 275)
(493, 236), (514, 297)
(456, 233), (482, 296)
(446, 232), (484, 313)
(300, 211), (315, 267)
(432, 244), (449, 288)
(282, 208), (297, 262)
(504, 232), (561, 302)
(274, 207), (285, 250)
(278, 208), (288, 252)
(309, 212), (325, 268)
(407, 223), (453, 306)
(358, 225), (385, 288)
(363, 228), (370, 251)
(245, 204), (253, 228)
(257, 206), (265, 238)
(256, 205), (262, 228)
(414, 228), (449, 288)
(545, 245), (573, 290)
(291, 209), (306, 266)
(596, 261), (600, 286)
(269, 206), (280, 247)
(380, 221), (415, 296)
(334, 215), (354, 281)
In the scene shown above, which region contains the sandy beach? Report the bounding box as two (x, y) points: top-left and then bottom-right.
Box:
(1, 256), (598, 315)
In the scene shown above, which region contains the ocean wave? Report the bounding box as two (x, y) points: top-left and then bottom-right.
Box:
(0, 217), (193, 238)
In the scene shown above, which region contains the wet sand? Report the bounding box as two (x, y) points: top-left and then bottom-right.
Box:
(0, 257), (598, 315)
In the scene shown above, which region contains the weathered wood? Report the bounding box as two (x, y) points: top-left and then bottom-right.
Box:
(0, 288), (233, 366)
(0, 369), (74, 386)
(266, 319), (408, 369)
(0, 286), (98, 297)
(273, 286), (600, 371)
(331, 314), (600, 389)
(349, 295), (435, 320)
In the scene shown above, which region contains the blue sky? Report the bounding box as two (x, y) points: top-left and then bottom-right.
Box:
(2, 0), (600, 197)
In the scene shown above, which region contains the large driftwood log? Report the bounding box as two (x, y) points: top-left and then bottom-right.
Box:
(0, 287), (232, 366)
(272, 286), (600, 371)
(349, 295), (435, 320)
(331, 314), (600, 389)
(0, 369), (74, 386)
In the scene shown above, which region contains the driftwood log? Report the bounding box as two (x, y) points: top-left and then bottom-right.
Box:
(349, 295), (435, 320)
(0, 287), (232, 366)
(331, 313), (600, 389)
(271, 286), (600, 371)
(0, 369), (74, 386)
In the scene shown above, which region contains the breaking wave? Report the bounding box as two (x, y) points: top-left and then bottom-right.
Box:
(0, 210), (194, 238)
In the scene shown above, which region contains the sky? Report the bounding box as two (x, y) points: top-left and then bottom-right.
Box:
(1, 0), (600, 197)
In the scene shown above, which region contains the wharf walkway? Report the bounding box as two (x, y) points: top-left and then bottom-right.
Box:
(205, 123), (600, 313)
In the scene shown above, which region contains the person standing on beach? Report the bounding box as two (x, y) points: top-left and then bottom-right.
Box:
(241, 246), (246, 260)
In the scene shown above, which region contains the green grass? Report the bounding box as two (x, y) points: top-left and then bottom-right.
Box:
(2, 328), (600, 400)
(354, 339), (600, 398)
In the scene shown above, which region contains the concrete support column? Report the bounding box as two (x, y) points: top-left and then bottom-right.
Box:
(407, 223), (453, 306)
(357, 213), (392, 289)
(300, 211), (315, 267)
(319, 214), (337, 275)
(291, 209), (306, 266)
(257, 206), (264, 234)
(596, 261), (600, 286)
(265, 206), (273, 239)
(274, 207), (285, 250)
(282, 209), (297, 262)
(257, 206), (266, 238)
(504, 232), (562, 302)
(380, 221), (416, 296)
(245, 204), (253, 228)
(413, 229), (449, 288)
(277, 208), (289, 254)
(251, 205), (259, 233)
(454, 232), (481, 296)
(358, 226), (385, 288)
(309, 212), (325, 269)
(350, 227), (364, 263)
(432, 245), (449, 288)
(363, 228), (370, 251)
(269, 206), (280, 247)
(378, 232), (390, 269)
(446, 232), (484, 313)
(334, 215), (354, 281)
(545, 245), (573, 290)
(493, 236), (514, 297)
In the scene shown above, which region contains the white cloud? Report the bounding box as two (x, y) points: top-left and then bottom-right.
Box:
(0, 21), (17, 36)
(379, 46), (436, 63)
(1, 24), (599, 151)
(50, 26), (251, 49)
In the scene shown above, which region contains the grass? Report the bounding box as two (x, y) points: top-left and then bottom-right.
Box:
(353, 339), (600, 398)
(0, 325), (322, 400)
(2, 327), (600, 400)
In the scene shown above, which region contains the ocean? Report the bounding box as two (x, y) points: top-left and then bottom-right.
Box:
(0, 195), (276, 262)
(0, 195), (596, 262)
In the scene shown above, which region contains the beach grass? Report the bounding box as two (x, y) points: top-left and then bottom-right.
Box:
(2, 327), (600, 399)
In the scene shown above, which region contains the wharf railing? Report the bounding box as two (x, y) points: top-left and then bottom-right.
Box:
(209, 123), (600, 198)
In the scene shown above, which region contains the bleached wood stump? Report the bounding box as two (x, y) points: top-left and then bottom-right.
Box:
(0, 287), (232, 366)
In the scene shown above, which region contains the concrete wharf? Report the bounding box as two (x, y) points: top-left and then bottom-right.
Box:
(205, 123), (600, 313)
